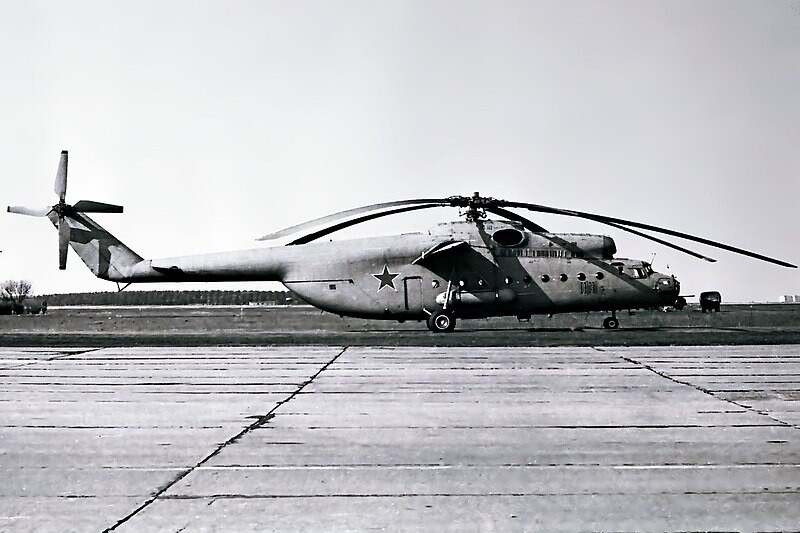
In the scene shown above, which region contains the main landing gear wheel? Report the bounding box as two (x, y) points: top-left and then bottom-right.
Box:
(427, 310), (456, 333)
(602, 316), (620, 329)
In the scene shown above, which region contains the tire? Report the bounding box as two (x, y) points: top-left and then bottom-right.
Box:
(427, 311), (456, 333)
(603, 316), (619, 329)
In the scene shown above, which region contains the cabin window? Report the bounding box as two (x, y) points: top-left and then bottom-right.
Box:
(596, 272), (605, 280)
(541, 274), (550, 283)
(432, 280), (440, 288)
(458, 279), (467, 288)
(477, 278), (486, 287)
(560, 273), (568, 282)
(329, 284), (336, 290)
(504, 276), (513, 285)
(523, 275), (533, 284)
(577, 273), (586, 281)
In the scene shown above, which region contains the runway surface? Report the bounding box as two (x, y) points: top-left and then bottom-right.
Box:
(1, 345), (799, 532)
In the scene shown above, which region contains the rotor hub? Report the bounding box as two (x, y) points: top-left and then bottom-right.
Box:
(52, 201), (71, 217)
(447, 192), (501, 221)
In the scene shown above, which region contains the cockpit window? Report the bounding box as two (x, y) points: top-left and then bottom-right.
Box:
(630, 264), (653, 279)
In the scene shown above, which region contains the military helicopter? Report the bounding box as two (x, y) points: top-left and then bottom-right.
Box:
(8, 151), (797, 332)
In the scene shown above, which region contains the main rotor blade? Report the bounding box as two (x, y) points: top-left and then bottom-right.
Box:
(7, 205), (52, 217)
(493, 204), (716, 262)
(502, 201), (797, 268)
(55, 150), (68, 202)
(58, 219), (70, 270)
(287, 204), (444, 245)
(259, 198), (446, 241)
(597, 219), (717, 262)
(73, 200), (123, 213)
(484, 206), (548, 233)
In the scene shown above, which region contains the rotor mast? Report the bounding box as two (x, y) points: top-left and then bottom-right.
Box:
(449, 191), (496, 222)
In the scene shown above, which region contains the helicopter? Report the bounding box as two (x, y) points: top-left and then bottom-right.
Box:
(8, 151), (797, 332)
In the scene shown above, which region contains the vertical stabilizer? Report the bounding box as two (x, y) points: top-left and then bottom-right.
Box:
(50, 212), (144, 281)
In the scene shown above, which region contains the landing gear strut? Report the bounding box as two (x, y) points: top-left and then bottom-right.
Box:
(602, 312), (620, 329)
(427, 310), (456, 333)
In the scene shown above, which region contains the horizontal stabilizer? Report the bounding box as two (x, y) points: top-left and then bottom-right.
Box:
(151, 265), (185, 275)
(73, 200), (124, 213)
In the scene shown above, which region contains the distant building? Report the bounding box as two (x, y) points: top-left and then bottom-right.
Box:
(784, 295), (796, 303)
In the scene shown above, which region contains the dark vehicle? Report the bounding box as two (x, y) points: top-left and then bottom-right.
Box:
(700, 291), (722, 312)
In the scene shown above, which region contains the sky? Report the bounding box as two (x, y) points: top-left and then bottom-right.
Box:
(1, 0), (798, 302)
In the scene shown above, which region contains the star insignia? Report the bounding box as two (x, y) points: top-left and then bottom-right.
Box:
(372, 265), (399, 292)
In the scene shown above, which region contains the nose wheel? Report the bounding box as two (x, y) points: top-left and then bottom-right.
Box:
(602, 314), (620, 329)
(427, 310), (456, 333)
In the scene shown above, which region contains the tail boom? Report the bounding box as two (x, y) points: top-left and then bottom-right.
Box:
(62, 213), (287, 284)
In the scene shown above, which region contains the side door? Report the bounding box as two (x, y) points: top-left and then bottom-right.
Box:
(403, 276), (424, 312)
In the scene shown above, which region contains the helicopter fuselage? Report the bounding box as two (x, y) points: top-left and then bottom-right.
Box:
(116, 219), (680, 325)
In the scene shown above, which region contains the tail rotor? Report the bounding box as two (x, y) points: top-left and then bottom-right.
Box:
(7, 150), (123, 269)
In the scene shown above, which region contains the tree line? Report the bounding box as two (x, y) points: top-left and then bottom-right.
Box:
(2, 279), (302, 309)
(39, 290), (300, 306)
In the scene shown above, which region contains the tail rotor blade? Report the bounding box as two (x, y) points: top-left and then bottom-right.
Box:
(58, 219), (70, 270)
(55, 150), (68, 202)
(73, 200), (123, 213)
(7, 205), (52, 217)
